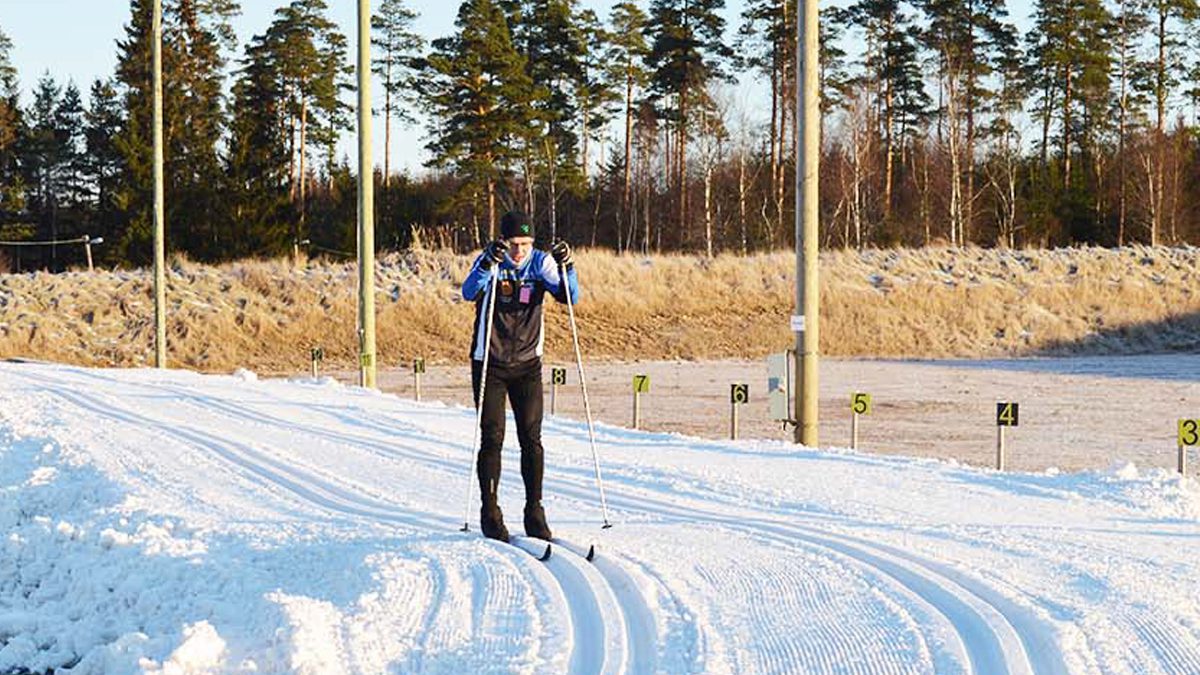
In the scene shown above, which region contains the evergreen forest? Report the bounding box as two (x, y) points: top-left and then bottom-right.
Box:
(1, 0), (1199, 271)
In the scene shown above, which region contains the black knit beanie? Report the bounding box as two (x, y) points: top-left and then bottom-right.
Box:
(500, 211), (534, 239)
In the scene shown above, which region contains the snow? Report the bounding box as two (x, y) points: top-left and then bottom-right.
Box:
(1, 361), (1199, 673)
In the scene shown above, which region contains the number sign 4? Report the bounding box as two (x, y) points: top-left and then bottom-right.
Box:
(996, 402), (1019, 427)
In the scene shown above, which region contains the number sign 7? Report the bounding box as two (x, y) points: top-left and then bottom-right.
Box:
(633, 375), (650, 393)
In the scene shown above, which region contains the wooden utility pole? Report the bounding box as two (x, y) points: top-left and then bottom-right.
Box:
(794, 0), (820, 446)
(153, 0), (167, 368)
(357, 0), (377, 389)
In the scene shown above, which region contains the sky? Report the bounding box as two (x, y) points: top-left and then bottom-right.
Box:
(1, 0), (1035, 175)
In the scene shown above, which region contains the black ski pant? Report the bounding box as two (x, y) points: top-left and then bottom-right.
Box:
(472, 358), (545, 509)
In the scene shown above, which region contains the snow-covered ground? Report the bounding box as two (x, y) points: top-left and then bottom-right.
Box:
(2, 361), (1199, 674)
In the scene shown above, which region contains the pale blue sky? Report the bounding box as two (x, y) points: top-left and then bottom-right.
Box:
(2, 0), (1034, 174)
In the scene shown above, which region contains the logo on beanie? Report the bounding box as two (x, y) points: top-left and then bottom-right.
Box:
(520, 224), (530, 234)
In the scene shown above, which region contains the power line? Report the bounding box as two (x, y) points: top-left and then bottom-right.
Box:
(0, 235), (94, 247)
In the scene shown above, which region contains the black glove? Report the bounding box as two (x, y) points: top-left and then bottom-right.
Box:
(550, 239), (572, 269)
(480, 239), (508, 269)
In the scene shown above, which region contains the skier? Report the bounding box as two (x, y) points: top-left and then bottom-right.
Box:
(462, 211), (579, 543)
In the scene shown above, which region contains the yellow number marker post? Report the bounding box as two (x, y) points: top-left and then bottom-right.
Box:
(850, 392), (872, 449)
(310, 347), (324, 379)
(413, 358), (426, 401)
(996, 402), (1019, 470)
(730, 384), (749, 440)
(632, 375), (650, 429)
(1177, 419), (1199, 474)
(550, 367), (567, 415)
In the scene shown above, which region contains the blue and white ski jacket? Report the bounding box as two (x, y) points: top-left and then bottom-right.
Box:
(462, 248), (580, 365)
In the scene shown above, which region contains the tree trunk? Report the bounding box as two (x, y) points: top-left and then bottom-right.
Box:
(738, 148), (747, 254)
(679, 91), (688, 248)
(1062, 64), (1072, 192)
(487, 176), (496, 240)
(1153, 7), (1167, 245)
(582, 107), (590, 184)
(384, 51), (392, 189)
(622, 65), (634, 247)
(769, 40), (780, 235)
(1117, 2), (1129, 245)
(884, 76), (894, 220)
(299, 97), (308, 234)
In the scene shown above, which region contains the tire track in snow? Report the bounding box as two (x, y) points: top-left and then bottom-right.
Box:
(7, 368), (604, 674)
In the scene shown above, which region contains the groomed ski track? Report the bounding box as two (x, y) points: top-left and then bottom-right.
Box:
(2, 362), (1199, 673)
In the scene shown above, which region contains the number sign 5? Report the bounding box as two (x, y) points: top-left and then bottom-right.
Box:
(851, 392), (872, 415)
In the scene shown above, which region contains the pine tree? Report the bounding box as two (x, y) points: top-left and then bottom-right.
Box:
(1026, 0), (1112, 243)
(502, 0), (590, 234)
(23, 76), (62, 229)
(607, 2), (651, 246)
(84, 79), (124, 263)
(425, 0), (536, 239)
(575, 8), (619, 185)
(54, 83), (88, 212)
(1111, 0), (1151, 244)
(645, 0), (734, 245)
(739, 0), (796, 234)
(371, 0), (424, 187)
(167, 0), (239, 260)
(848, 0), (928, 224)
(224, 36), (292, 258)
(113, 0), (241, 263)
(918, 0), (1016, 241)
(1140, 0), (1198, 243)
(0, 27), (24, 216)
(258, 0), (351, 247)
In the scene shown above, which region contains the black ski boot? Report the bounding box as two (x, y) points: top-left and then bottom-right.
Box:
(524, 502), (553, 540)
(481, 505), (510, 543)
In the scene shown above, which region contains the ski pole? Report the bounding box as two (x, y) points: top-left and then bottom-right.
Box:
(461, 267), (501, 532)
(561, 261), (613, 529)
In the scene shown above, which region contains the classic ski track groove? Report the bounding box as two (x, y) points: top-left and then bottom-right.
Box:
(555, 537), (659, 674)
(38, 369), (647, 675)
(93, 374), (993, 667)
(8, 369), (622, 675)
(3, 367), (1069, 673)
(9, 364), (1199, 673)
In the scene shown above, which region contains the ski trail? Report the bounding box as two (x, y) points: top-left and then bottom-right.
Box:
(555, 537), (665, 675)
(514, 536), (626, 675)
(7, 368), (604, 673)
(589, 484), (1055, 674)
(45, 368), (1026, 672)
(24, 369), (655, 673)
(9, 364), (1200, 673)
(27, 366), (1042, 672)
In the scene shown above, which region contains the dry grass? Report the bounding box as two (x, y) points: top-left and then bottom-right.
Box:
(3, 245), (1200, 373)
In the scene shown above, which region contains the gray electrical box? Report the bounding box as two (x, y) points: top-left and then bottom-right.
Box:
(767, 352), (791, 421)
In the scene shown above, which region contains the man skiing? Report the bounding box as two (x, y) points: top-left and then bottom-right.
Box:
(462, 211), (579, 543)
